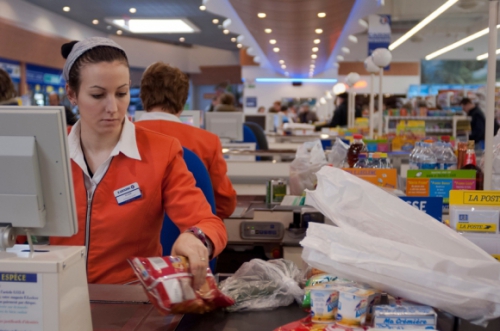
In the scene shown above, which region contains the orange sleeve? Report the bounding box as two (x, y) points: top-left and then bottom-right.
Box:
(208, 138), (237, 220)
(162, 139), (227, 257)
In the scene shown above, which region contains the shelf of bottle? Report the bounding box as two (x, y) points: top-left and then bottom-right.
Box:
(386, 128), (453, 133)
(385, 116), (458, 120)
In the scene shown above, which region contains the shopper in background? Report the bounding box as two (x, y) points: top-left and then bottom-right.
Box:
(460, 97), (499, 145)
(268, 100), (281, 113)
(0, 68), (18, 105)
(328, 92), (362, 128)
(48, 91), (78, 126)
(53, 37), (226, 287)
(287, 104), (298, 123)
(257, 106), (266, 113)
(214, 93), (237, 112)
(206, 95), (219, 112)
(297, 102), (319, 124)
(136, 61), (237, 220)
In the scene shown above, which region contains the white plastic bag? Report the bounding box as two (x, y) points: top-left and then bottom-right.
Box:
(326, 137), (349, 167)
(301, 166), (500, 326)
(289, 140), (327, 195)
(218, 259), (303, 312)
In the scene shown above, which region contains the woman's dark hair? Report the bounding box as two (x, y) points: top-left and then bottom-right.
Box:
(0, 68), (16, 102)
(219, 93), (235, 106)
(61, 41), (129, 93)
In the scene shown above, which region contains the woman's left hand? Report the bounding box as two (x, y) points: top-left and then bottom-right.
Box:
(171, 233), (209, 290)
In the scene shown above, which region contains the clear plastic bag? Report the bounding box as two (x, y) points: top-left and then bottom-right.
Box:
(289, 140), (327, 195)
(302, 166), (500, 326)
(326, 137), (349, 168)
(219, 259), (304, 312)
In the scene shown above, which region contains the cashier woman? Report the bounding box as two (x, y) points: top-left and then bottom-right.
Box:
(51, 37), (227, 289)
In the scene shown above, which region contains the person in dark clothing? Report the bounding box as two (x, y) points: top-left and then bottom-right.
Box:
(460, 98), (499, 144)
(49, 91), (78, 126)
(0, 68), (18, 105)
(328, 92), (362, 127)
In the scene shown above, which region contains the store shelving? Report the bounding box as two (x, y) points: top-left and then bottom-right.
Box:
(384, 115), (471, 138)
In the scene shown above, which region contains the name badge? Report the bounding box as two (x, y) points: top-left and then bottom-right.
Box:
(114, 182), (142, 205)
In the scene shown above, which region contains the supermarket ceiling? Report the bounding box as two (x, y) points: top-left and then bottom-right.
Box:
(23, 0), (240, 51)
(22, 0), (496, 75)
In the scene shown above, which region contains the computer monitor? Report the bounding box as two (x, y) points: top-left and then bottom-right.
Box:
(205, 112), (244, 142)
(244, 114), (266, 131)
(180, 110), (201, 128)
(0, 106), (78, 241)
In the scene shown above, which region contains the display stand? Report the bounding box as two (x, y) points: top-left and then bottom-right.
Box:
(0, 245), (92, 331)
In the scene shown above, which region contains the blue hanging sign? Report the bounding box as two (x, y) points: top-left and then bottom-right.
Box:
(0, 58), (21, 82)
(26, 64), (65, 86)
(368, 14), (391, 56)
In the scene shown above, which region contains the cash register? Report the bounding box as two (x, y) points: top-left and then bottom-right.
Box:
(0, 106), (91, 331)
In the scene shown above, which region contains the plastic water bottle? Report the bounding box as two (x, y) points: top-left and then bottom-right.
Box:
(379, 153), (392, 169)
(354, 153), (368, 168)
(370, 153), (382, 168)
(440, 143), (457, 170)
(409, 142), (421, 170)
(419, 143), (438, 169)
(434, 142), (444, 168)
(366, 153), (375, 168)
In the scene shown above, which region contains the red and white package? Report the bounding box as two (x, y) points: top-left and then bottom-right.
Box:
(128, 256), (234, 314)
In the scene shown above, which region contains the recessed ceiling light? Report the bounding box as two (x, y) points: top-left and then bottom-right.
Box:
(116, 30), (123, 35)
(281, 65), (286, 69)
(237, 43), (242, 48)
(129, 8), (137, 14)
(110, 18), (199, 33)
(92, 19), (99, 25)
(341, 47), (350, 54)
(213, 19), (219, 24)
(179, 37), (185, 42)
(348, 35), (358, 43)
(273, 47), (280, 52)
(358, 19), (368, 29)
(223, 29), (229, 34)
(315, 29), (323, 34)
(279, 60), (284, 64)
(333, 62), (340, 68)
(63, 6), (70, 12)
(318, 13), (326, 18)
(231, 37), (236, 42)
(269, 39), (277, 44)
(312, 47), (318, 52)
(310, 64), (315, 68)
(337, 55), (344, 61)
(314, 39), (321, 44)
(311, 54), (317, 59)
(257, 13), (266, 18)
(265, 28), (272, 33)
(199, 5), (206, 11)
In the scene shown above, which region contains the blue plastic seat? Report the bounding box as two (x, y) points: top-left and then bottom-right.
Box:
(160, 147), (217, 272)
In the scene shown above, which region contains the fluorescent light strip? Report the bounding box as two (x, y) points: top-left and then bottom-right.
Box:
(389, 0), (458, 51)
(111, 18), (199, 33)
(477, 49), (500, 61)
(425, 26), (500, 60)
(255, 78), (337, 83)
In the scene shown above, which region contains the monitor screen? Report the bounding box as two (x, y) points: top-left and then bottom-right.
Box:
(0, 106), (78, 238)
(205, 112), (244, 142)
(244, 114), (266, 131)
(180, 110), (201, 128)
(179, 115), (195, 126)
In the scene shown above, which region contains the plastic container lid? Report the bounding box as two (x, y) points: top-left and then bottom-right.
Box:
(353, 134), (363, 140)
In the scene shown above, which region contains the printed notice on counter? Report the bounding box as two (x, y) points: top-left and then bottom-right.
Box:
(407, 170), (476, 204)
(0, 272), (43, 331)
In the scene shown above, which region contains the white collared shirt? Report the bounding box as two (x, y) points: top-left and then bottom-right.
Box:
(68, 117), (141, 191)
(136, 111), (181, 123)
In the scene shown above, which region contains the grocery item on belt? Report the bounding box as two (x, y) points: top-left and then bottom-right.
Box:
(373, 305), (437, 329)
(273, 315), (367, 331)
(129, 256), (234, 314)
(354, 284), (382, 323)
(303, 274), (338, 309)
(336, 286), (375, 327)
(309, 286), (339, 323)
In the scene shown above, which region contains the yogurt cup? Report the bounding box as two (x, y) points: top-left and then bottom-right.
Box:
(336, 286), (374, 327)
(309, 286), (339, 323)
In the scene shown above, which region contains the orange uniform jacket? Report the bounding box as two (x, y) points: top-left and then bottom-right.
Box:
(135, 120), (237, 220)
(51, 126), (227, 284)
